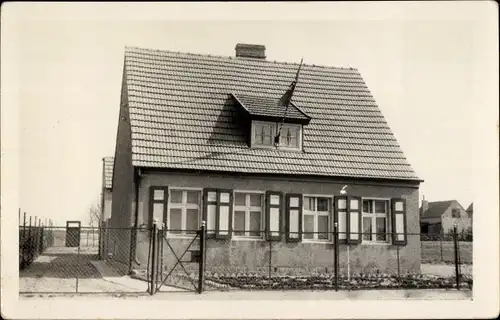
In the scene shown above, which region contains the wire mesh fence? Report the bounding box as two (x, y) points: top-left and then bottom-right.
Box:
(18, 225), (149, 295)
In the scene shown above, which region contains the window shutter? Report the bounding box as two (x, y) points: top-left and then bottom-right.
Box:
(266, 191), (283, 241)
(215, 189), (233, 240)
(391, 198), (407, 245)
(285, 193), (302, 242)
(334, 196), (348, 244)
(148, 186), (168, 230)
(347, 196), (362, 244)
(203, 188), (218, 239)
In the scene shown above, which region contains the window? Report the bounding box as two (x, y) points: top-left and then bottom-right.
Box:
(303, 196), (332, 241)
(253, 122), (275, 147)
(168, 189), (201, 235)
(452, 208), (461, 218)
(251, 121), (302, 150)
(278, 124), (300, 149)
(362, 199), (389, 242)
(233, 192), (264, 238)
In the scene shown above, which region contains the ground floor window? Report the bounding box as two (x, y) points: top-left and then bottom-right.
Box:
(303, 196), (332, 241)
(362, 199), (389, 242)
(233, 192), (264, 238)
(168, 189), (201, 235)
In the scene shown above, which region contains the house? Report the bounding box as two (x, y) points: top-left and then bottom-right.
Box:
(420, 199), (472, 235)
(108, 44), (422, 275)
(101, 156), (114, 224)
(466, 202), (473, 226)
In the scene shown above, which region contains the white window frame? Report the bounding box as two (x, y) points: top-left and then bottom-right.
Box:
(167, 187), (202, 238)
(361, 198), (391, 244)
(277, 123), (302, 150)
(232, 190), (265, 240)
(251, 121), (276, 149)
(302, 195), (333, 243)
(251, 120), (303, 151)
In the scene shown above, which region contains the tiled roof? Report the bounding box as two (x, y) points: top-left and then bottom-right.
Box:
(124, 46), (420, 181)
(232, 93), (311, 122)
(103, 157), (114, 189)
(421, 201), (453, 219)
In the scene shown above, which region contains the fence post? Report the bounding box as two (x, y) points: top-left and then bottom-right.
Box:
(150, 221), (158, 295)
(440, 228), (444, 261)
(268, 238), (272, 289)
(198, 221), (206, 294)
(333, 222), (338, 291)
(453, 224), (460, 290)
(28, 216), (32, 264)
(396, 243), (400, 280)
(22, 212), (27, 268)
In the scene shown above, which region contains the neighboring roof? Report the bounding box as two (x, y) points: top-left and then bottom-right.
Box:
(466, 202), (473, 213)
(103, 157), (114, 189)
(123, 46), (420, 181)
(231, 93), (311, 124)
(420, 200), (455, 219)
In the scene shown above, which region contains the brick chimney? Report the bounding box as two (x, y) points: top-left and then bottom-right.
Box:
(235, 43), (266, 59)
(421, 195), (429, 215)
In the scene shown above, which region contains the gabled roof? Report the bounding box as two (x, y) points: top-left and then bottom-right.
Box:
(231, 93), (311, 124)
(420, 200), (467, 219)
(466, 202), (473, 213)
(103, 157), (114, 190)
(123, 46), (420, 181)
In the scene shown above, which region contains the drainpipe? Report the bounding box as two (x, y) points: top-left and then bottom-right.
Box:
(128, 168), (142, 273)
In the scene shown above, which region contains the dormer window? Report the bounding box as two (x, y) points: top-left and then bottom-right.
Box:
(251, 121), (302, 150)
(230, 93), (311, 152)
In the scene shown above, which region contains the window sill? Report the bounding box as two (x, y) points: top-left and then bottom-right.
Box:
(360, 241), (392, 246)
(302, 240), (333, 245)
(232, 237), (265, 242)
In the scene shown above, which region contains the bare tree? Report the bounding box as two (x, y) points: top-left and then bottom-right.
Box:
(88, 202), (102, 227)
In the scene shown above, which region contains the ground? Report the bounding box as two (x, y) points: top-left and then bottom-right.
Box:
(421, 241), (472, 264)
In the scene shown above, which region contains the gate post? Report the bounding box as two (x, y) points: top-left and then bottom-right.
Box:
(453, 224), (460, 290)
(333, 222), (338, 292)
(198, 220), (206, 294)
(150, 221), (158, 295)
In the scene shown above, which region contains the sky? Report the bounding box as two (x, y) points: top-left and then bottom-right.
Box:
(2, 2), (498, 226)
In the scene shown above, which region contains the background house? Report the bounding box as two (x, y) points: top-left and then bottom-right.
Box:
(109, 44), (423, 275)
(466, 202), (473, 226)
(420, 199), (472, 236)
(101, 157), (114, 224)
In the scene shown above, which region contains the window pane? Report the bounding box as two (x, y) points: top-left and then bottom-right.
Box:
(289, 197), (299, 208)
(337, 199), (347, 210)
(249, 211), (261, 236)
(374, 200), (386, 213)
(362, 200), (371, 213)
(376, 217), (386, 241)
(318, 215), (329, 240)
(350, 199), (359, 210)
(270, 195), (280, 205)
(219, 192), (230, 204)
(207, 191), (217, 202)
(304, 197), (314, 211)
(186, 191), (200, 204)
(303, 215), (314, 239)
(263, 134), (272, 145)
(186, 209), (199, 234)
(317, 198), (330, 212)
(206, 204), (216, 234)
(250, 194), (262, 206)
(152, 203), (164, 225)
(269, 208), (280, 236)
(169, 208), (182, 234)
(395, 201), (404, 211)
(153, 189), (164, 201)
(234, 193), (246, 206)
(362, 217), (372, 240)
(234, 211), (246, 236)
(170, 190), (183, 204)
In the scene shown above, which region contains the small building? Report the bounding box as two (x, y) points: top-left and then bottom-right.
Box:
(101, 157), (114, 224)
(109, 44), (423, 275)
(420, 199), (472, 236)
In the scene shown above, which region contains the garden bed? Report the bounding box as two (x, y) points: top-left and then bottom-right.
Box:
(204, 272), (472, 291)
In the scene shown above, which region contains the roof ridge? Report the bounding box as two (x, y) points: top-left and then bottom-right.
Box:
(124, 45), (358, 72)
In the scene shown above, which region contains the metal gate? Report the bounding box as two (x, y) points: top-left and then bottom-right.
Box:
(148, 221), (206, 294)
(65, 221), (81, 247)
